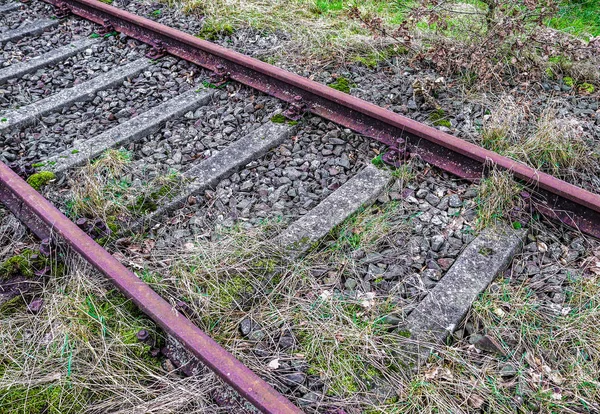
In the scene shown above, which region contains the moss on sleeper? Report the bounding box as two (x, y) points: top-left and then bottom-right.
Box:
(26, 171), (56, 190)
(0, 249), (61, 280)
(0, 253), (36, 279)
(0, 295), (24, 315)
(270, 113), (298, 125)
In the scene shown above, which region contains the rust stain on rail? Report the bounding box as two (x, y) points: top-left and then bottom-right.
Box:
(0, 161), (303, 414)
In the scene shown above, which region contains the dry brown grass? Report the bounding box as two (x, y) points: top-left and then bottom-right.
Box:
(480, 99), (595, 180)
(0, 251), (219, 413)
(164, 0), (411, 64)
(510, 108), (591, 175)
(2, 199), (599, 412)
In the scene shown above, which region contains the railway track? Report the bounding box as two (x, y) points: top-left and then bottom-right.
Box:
(0, 0), (599, 412)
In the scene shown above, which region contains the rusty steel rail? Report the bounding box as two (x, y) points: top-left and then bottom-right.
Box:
(0, 162), (303, 414)
(40, 0), (600, 237)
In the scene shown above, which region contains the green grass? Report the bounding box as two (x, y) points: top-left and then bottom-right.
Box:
(176, 0), (414, 62)
(549, 0), (600, 39)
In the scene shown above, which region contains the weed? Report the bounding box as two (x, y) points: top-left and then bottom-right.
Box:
(270, 113), (298, 125)
(391, 163), (415, 183)
(197, 20), (235, 40)
(480, 96), (523, 154)
(371, 153), (385, 168)
(351, 44), (407, 68)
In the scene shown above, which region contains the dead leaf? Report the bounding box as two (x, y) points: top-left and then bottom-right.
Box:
(468, 394), (485, 409)
(424, 366), (440, 380)
(549, 371), (564, 385)
(267, 359), (280, 370)
(142, 239), (155, 254)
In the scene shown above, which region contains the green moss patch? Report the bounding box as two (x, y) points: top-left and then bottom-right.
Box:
(0, 250), (63, 281)
(197, 20), (235, 40)
(270, 114), (298, 125)
(0, 384), (86, 414)
(579, 82), (595, 93)
(328, 76), (356, 94)
(563, 76), (574, 87)
(429, 108), (452, 128)
(26, 171), (56, 191)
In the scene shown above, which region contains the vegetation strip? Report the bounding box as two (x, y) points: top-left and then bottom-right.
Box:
(44, 89), (214, 176)
(0, 57), (149, 131)
(39, 0), (600, 239)
(0, 37), (99, 84)
(132, 122), (296, 231)
(0, 18), (58, 44)
(276, 164), (391, 256)
(405, 226), (527, 363)
(0, 161), (303, 413)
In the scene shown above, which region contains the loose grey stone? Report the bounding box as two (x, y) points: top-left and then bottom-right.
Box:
(431, 235), (445, 252)
(281, 372), (306, 387)
(239, 318), (253, 336)
(425, 193), (440, 206)
(344, 278), (358, 290)
(500, 363), (517, 378)
(448, 194), (462, 208)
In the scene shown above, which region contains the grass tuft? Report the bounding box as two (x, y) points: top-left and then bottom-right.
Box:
(67, 149), (185, 227)
(475, 167), (523, 230)
(510, 108), (591, 175)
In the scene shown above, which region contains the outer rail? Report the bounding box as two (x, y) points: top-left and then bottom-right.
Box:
(42, 0), (600, 238)
(0, 162), (303, 414)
